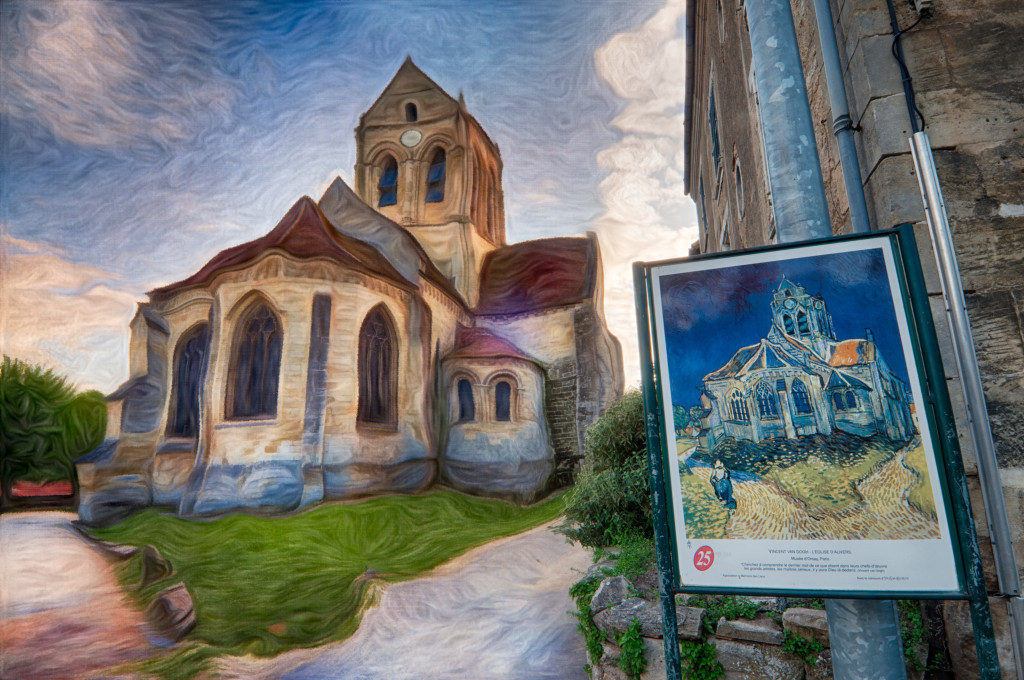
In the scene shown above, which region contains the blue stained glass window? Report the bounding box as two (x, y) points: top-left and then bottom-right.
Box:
(379, 157), (398, 207)
(230, 305), (281, 419)
(495, 381), (511, 421)
(846, 391), (857, 408)
(756, 381), (778, 419)
(426, 149), (446, 203)
(458, 379), (474, 422)
(792, 379), (813, 414)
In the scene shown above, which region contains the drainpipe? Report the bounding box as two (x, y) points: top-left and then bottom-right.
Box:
(746, 1), (906, 677)
(811, 0), (871, 235)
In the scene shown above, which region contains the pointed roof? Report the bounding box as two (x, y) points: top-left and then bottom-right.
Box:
(362, 57), (459, 121)
(476, 236), (596, 315)
(151, 196), (411, 295)
(444, 326), (536, 363)
(827, 370), (871, 390)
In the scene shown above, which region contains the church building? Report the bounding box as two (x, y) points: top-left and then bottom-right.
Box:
(76, 59), (623, 524)
(698, 279), (913, 450)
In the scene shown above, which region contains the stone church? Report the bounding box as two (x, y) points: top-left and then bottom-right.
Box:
(698, 278), (914, 450)
(77, 59), (623, 525)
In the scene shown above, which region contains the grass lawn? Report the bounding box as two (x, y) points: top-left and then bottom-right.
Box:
(91, 490), (565, 679)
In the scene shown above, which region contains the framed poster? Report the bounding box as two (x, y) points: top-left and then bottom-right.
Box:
(636, 229), (968, 598)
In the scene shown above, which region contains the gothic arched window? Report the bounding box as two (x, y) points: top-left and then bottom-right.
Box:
(229, 303), (282, 419)
(783, 315), (795, 334)
(457, 379), (474, 422)
(730, 391), (749, 422)
(378, 156), (398, 207)
(791, 379), (813, 414)
(798, 310), (810, 334)
(358, 305), (397, 426)
(169, 324), (209, 436)
(832, 392), (846, 411)
(405, 102), (418, 122)
(846, 391), (858, 409)
(755, 381), (779, 419)
(495, 381), (512, 422)
(425, 148), (446, 203)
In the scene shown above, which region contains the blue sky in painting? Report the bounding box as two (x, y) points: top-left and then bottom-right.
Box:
(0, 0), (694, 390)
(658, 248), (911, 410)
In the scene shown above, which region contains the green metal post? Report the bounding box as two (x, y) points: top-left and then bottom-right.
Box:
(897, 225), (1002, 678)
(634, 262), (683, 680)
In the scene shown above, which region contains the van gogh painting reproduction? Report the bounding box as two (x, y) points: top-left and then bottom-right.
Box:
(0, 1), (691, 678)
(654, 244), (945, 544)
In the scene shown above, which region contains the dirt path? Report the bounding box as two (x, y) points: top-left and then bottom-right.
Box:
(0, 511), (154, 680)
(691, 440), (941, 540)
(214, 523), (592, 680)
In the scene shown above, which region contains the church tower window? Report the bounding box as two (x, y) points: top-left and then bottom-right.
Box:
(495, 381), (512, 421)
(169, 323), (209, 436)
(358, 305), (397, 427)
(755, 381), (779, 419)
(228, 303), (282, 419)
(457, 379), (475, 422)
(797, 310), (810, 334)
(378, 156), (399, 207)
(792, 379), (812, 414)
(425, 148), (446, 203)
(405, 102), (418, 122)
(783, 315), (795, 334)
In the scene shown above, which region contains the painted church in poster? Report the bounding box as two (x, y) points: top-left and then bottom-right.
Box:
(76, 59), (623, 524)
(697, 278), (914, 450)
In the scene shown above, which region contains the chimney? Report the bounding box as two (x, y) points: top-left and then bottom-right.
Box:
(865, 328), (875, 343)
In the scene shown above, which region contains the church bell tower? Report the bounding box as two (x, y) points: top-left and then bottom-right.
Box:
(354, 58), (506, 307)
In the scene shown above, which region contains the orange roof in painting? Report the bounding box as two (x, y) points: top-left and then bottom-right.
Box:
(151, 196), (411, 295)
(476, 236), (594, 315)
(829, 339), (877, 367)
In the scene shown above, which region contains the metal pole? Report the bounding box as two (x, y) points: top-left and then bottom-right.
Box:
(746, 1), (906, 676)
(811, 0), (871, 235)
(910, 130), (1022, 677)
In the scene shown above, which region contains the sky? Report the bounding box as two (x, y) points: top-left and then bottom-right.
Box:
(0, 0), (696, 393)
(656, 248), (912, 410)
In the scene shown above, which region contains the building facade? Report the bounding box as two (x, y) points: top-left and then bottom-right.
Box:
(77, 59), (623, 525)
(685, 0), (1024, 675)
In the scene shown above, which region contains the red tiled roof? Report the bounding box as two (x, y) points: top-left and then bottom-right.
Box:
(151, 196), (410, 295)
(445, 326), (534, 362)
(476, 236), (594, 315)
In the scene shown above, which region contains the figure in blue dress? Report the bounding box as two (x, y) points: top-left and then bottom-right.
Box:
(710, 459), (737, 512)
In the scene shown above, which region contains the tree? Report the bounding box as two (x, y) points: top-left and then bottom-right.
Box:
(673, 405), (690, 433)
(0, 356), (106, 508)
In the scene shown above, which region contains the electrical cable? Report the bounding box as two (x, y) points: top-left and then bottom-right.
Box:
(885, 0), (926, 132)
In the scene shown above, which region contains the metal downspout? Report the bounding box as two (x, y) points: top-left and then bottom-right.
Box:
(811, 0), (871, 235)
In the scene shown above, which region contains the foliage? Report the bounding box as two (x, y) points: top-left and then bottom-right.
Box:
(0, 356), (105, 500)
(679, 639), (724, 679)
(672, 405), (690, 432)
(596, 532), (655, 581)
(569, 575), (607, 667)
(617, 618), (647, 679)
(902, 444), (937, 519)
(898, 600), (928, 671)
(782, 631), (825, 665)
(559, 390), (652, 548)
(686, 594), (759, 632)
(93, 491), (565, 678)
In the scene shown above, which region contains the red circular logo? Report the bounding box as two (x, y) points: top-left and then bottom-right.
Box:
(693, 546), (715, 571)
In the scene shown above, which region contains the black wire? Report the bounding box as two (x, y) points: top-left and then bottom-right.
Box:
(887, 2), (927, 132)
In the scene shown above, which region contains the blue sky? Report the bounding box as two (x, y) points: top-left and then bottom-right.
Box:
(657, 249), (912, 410)
(0, 0), (696, 391)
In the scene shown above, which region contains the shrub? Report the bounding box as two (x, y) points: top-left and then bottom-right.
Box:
(559, 391), (652, 548)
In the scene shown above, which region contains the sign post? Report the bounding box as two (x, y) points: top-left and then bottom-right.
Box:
(634, 226), (999, 677)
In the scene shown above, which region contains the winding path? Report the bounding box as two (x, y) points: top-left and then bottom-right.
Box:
(214, 523), (592, 680)
(0, 511), (154, 680)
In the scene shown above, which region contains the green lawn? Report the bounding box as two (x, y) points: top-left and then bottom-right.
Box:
(92, 491), (565, 678)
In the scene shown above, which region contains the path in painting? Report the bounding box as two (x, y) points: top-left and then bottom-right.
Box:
(0, 511), (154, 680)
(691, 440), (941, 540)
(215, 523), (591, 680)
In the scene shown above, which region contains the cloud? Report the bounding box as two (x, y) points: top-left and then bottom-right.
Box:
(0, 236), (139, 391)
(591, 0), (698, 387)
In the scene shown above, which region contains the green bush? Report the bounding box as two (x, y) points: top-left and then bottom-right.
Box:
(618, 618), (647, 679)
(559, 390), (652, 548)
(679, 639), (724, 679)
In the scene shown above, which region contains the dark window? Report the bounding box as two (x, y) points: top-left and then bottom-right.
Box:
(755, 381), (778, 419)
(730, 391), (749, 421)
(709, 84), (721, 170)
(458, 379), (474, 422)
(495, 381), (512, 421)
(698, 176), (707, 233)
(169, 324), (209, 435)
(798, 310), (810, 334)
(378, 156), (398, 207)
(230, 304), (282, 419)
(405, 102), (417, 122)
(358, 305), (397, 426)
(792, 379), (813, 414)
(426, 149), (446, 203)
(832, 392), (846, 411)
(846, 391), (857, 408)
(783, 314), (795, 334)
